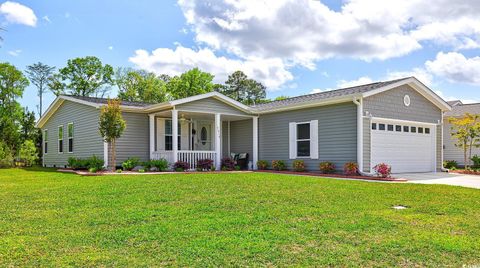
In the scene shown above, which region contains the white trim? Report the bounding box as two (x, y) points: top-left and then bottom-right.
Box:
(103, 142), (108, 168)
(175, 109), (255, 118)
(368, 116), (438, 126)
(67, 122), (74, 153)
(353, 98), (363, 172)
(252, 116), (258, 169)
(362, 77), (451, 111)
(257, 96), (355, 114)
(149, 114), (155, 159)
(57, 125), (64, 154)
(214, 113), (222, 169)
(170, 92), (252, 112)
(441, 112), (444, 170)
(35, 98), (64, 128)
(172, 109), (178, 163)
(227, 121), (231, 156)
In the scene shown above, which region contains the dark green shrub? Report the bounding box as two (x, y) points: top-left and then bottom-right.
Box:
(471, 156), (480, 168)
(272, 160), (287, 171)
(86, 155), (104, 171)
(443, 160), (458, 169)
(88, 167), (98, 173)
(234, 165), (241, 171)
(122, 157), (140, 171)
(144, 159), (169, 171)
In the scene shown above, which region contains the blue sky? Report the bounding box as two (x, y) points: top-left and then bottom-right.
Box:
(1, 0), (480, 117)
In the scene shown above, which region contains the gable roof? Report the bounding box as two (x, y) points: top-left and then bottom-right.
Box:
(445, 102), (480, 117)
(252, 77), (451, 113)
(65, 95), (150, 107)
(447, 100), (463, 107)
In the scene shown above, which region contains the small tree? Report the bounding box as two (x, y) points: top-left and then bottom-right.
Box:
(18, 140), (39, 167)
(449, 113), (480, 168)
(99, 99), (126, 170)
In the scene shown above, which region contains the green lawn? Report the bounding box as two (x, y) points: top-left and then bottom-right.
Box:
(1, 168), (479, 267)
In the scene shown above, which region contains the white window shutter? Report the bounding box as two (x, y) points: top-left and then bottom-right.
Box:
(310, 120), (318, 159)
(289, 122), (296, 159)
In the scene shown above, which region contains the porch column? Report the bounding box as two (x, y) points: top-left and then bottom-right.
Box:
(252, 116), (258, 170)
(149, 114), (155, 159)
(172, 109), (178, 163)
(215, 113), (222, 169)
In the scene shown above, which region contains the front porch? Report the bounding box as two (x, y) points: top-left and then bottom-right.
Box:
(149, 109), (258, 170)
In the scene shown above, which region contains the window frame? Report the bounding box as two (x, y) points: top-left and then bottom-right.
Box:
(58, 125), (64, 154)
(44, 129), (48, 155)
(164, 119), (181, 151)
(67, 123), (74, 153)
(295, 122), (311, 158)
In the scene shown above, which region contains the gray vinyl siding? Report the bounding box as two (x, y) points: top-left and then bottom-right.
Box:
(176, 97), (249, 116)
(42, 101), (103, 167)
(362, 117), (371, 173)
(230, 119), (253, 160)
(114, 112), (150, 164)
(259, 102), (357, 171)
(222, 121), (229, 157)
(443, 119), (480, 166)
(363, 85), (443, 171)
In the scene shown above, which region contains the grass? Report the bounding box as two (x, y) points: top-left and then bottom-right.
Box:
(1, 168), (479, 267)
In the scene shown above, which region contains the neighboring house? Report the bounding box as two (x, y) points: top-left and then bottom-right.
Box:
(35, 77), (451, 174)
(443, 100), (480, 166)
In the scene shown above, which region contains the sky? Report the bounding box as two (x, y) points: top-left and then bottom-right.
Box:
(1, 0), (480, 118)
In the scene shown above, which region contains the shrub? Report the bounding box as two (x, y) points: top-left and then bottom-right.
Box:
(87, 155), (104, 171)
(292, 160), (305, 172)
(68, 155), (103, 170)
(0, 141), (14, 168)
(88, 167), (98, 173)
(138, 169), (145, 173)
(443, 160), (458, 169)
(122, 157), (140, 171)
(343, 162), (359, 176)
(145, 159), (169, 171)
(471, 156), (480, 168)
(116, 169), (122, 173)
(221, 157), (235, 171)
(319, 161), (335, 173)
(272, 160), (287, 171)
(234, 165), (241, 171)
(210, 165), (216, 171)
(18, 140), (38, 167)
(373, 163), (391, 178)
(257, 160), (269, 170)
(173, 161), (189, 172)
(197, 159), (214, 171)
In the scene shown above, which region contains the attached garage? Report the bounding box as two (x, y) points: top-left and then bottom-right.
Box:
(370, 119), (436, 173)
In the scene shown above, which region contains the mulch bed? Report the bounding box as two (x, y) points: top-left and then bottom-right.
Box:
(57, 168), (252, 176)
(448, 170), (480, 176)
(256, 170), (407, 182)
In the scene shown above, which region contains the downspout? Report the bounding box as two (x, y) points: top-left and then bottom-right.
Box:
(353, 97), (372, 176)
(440, 111), (449, 172)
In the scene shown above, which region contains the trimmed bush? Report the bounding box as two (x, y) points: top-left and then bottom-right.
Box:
(234, 165), (241, 171)
(68, 155), (103, 170)
(443, 160), (458, 170)
(122, 157), (140, 171)
(373, 163), (391, 178)
(221, 157), (235, 171)
(257, 160), (269, 170)
(89, 167), (98, 173)
(319, 161), (335, 173)
(471, 156), (480, 168)
(197, 159), (214, 171)
(272, 160), (287, 171)
(144, 159), (169, 171)
(343, 162), (359, 175)
(173, 161), (189, 172)
(292, 160), (305, 172)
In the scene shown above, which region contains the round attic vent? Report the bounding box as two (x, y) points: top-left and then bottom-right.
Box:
(404, 95), (411, 106)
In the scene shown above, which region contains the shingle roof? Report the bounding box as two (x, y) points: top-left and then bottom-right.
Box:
(251, 77), (411, 111)
(62, 95), (150, 107)
(445, 103), (480, 117)
(447, 100), (463, 106)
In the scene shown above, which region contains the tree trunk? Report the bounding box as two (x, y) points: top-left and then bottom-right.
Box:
(111, 139), (116, 171)
(464, 143), (468, 169)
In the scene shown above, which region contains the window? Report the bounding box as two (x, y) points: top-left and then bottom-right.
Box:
(411, 126), (417, 133)
(67, 123), (74, 153)
(58, 125), (63, 153)
(425, 128), (430, 134)
(418, 127), (424, 134)
(371, 123), (377, 130)
(44, 130), (48, 154)
(404, 95), (411, 106)
(379, 124), (386, 131)
(403, 126), (409, 132)
(165, 119), (181, 150)
(395, 125), (402, 132)
(296, 123), (310, 157)
(387, 124), (394, 131)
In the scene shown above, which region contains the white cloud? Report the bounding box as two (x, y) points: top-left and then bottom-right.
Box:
(128, 45), (293, 90)
(178, 0), (480, 67)
(386, 68), (433, 86)
(310, 88), (325, 94)
(108, 46), (113, 50)
(8, 49), (21, 56)
(64, 12), (70, 19)
(435, 90), (478, 104)
(0, 1), (37, 27)
(337, 76), (374, 88)
(426, 52), (480, 85)
(42, 15), (51, 23)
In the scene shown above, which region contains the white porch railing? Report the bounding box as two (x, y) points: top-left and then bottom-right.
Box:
(151, 150), (216, 170)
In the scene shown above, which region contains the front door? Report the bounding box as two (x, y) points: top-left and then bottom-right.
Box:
(196, 121), (212, 151)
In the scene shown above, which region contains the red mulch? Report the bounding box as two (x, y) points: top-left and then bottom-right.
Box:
(255, 170), (407, 182)
(449, 170), (480, 176)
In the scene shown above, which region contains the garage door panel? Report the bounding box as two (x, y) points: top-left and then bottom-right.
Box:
(371, 121), (435, 173)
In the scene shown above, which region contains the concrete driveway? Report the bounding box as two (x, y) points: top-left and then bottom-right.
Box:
(396, 172), (480, 189)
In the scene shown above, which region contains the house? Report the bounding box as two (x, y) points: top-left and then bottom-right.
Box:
(35, 77), (451, 174)
(443, 100), (480, 166)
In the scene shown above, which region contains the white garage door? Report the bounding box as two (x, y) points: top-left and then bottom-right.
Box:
(371, 120), (436, 173)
